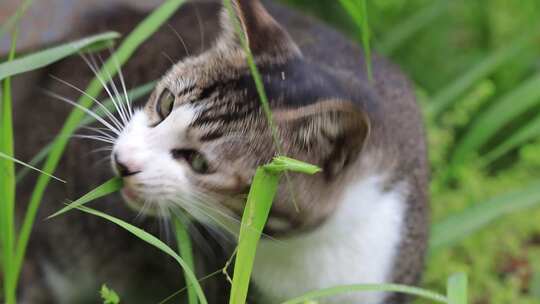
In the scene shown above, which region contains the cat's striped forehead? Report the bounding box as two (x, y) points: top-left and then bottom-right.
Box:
(154, 56), (374, 143)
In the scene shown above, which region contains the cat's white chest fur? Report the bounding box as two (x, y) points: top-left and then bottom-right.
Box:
(252, 174), (407, 304)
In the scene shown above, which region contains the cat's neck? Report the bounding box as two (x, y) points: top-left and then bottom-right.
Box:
(251, 173), (408, 304)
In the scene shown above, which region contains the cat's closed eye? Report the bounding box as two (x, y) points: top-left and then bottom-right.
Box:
(156, 88), (176, 121)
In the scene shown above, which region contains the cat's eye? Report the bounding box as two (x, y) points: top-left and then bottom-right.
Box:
(171, 149), (211, 174)
(156, 89), (176, 120)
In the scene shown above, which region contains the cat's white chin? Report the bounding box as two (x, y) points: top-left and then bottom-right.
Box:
(120, 187), (162, 216)
(121, 187), (139, 202)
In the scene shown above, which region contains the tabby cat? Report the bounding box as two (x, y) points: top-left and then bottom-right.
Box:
(14, 0), (428, 303)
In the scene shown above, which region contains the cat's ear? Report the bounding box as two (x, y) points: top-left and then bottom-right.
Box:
(275, 100), (370, 179)
(221, 0), (301, 58)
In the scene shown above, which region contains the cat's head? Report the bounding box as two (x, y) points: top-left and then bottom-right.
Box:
(112, 0), (371, 235)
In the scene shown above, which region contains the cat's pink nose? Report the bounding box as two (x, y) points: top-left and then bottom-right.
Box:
(114, 153), (141, 177)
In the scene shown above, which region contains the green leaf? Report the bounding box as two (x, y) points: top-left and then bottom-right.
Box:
(15, 0), (187, 287)
(229, 157), (320, 304)
(280, 284), (448, 304)
(452, 73), (540, 167)
(76, 205), (207, 304)
(172, 216), (197, 304)
(0, 32), (120, 80)
(0, 23), (19, 304)
(47, 177), (123, 219)
(447, 273), (467, 304)
(100, 284), (120, 304)
(427, 27), (540, 117)
(429, 180), (540, 253)
(338, 0), (373, 82)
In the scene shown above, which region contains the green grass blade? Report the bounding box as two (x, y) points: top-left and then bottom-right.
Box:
(223, 0), (301, 211)
(0, 0), (33, 42)
(222, 0), (282, 152)
(264, 156), (322, 174)
(338, 0), (373, 82)
(189, 13), (317, 302)
(0, 26), (19, 304)
(15, 142), (52, 183)
(15, 81), (155, 183)
(47, 177), (123, 219)
(429, 180), (540, 254)
(228, 167), (281, 304)
(156, 269), (225, 304)
(447, 273), (467, 304)
(451, 73), (540, 167)
(0, 152), (65, 183)
(482, 113), (540, 165)
(280, 284), (448, 304)
(75, 205), (208, 304)
(0, 32), (120, 80)
(427, 27), (540, 117)
(172, 216), (197, 304)
(378, 0), (449, 55)
(223, 10), (322, 299)
(15, 0), (186, 286)
(229, 157), (320, 304)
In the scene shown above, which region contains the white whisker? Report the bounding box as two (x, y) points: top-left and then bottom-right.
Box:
(192, 3), (206, 53)
(72, 134), (115, 144)
(168, 191), (240, 239)
(157, 204), (173, 244)
(49, 75), (124, 131)
(80, 53), (128, 128)
(96, 53), (130, 125)
(134, 200), (152, 223)
(188, 192), (282, 243)
(161, 52), (175, 65)
(94, 155), (113, 167)
(81, 126), (117, 140)
(168, 206), (229, 256)
(44, 90), (120, 135)
(89, 146), (113, 155)
(170, 196), (238, 240)
(168, 24), (191, 57)
(108, 47), (133, 119)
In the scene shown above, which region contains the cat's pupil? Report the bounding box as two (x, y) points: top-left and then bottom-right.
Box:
(171, 149), (210, 174)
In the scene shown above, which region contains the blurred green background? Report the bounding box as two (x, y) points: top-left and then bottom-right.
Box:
(279, 0), (540, 303)
(2, 0), (540, 303)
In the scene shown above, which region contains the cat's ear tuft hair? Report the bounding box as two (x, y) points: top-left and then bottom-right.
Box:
(275, 100), (370, 179)
(221, 0), (301, 58)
